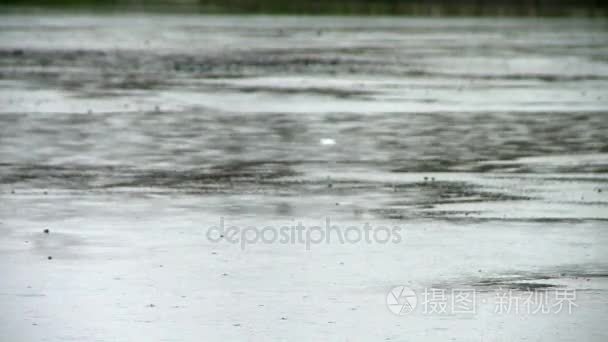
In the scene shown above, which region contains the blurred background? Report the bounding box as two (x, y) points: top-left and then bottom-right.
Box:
(2, 0), (607, 16)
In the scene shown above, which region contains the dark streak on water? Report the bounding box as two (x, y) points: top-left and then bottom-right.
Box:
(0, 15), (607, 223)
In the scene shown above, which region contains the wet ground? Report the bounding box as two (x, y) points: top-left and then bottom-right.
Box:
(1, 14), (608, 341)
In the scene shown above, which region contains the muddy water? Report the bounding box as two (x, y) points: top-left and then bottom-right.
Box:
(1, 14), (608, 341)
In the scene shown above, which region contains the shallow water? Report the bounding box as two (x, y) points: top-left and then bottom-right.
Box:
(0, 14), (607, 341)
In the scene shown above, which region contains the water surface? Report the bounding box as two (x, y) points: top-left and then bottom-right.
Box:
(1, 14), (607, 341)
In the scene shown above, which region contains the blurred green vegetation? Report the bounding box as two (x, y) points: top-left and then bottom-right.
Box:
(1, 0), (606, 16)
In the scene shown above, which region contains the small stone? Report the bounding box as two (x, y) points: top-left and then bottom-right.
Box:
(47, 256), (52, 260)
(222, 273), (228, 276)
(43, 229), (49, 234)
(280, 317), (287, 320)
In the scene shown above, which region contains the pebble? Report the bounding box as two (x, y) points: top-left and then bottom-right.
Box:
(47, 256), (52, 260)
(43, 229), (50, 234)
